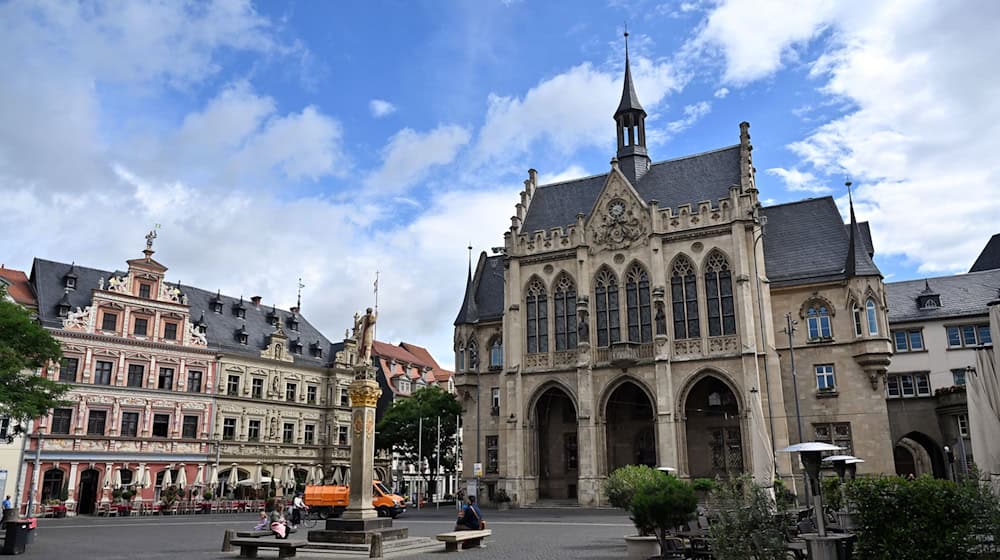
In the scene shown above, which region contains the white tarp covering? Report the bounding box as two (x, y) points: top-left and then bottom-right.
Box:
(970, 302), (1000, 494)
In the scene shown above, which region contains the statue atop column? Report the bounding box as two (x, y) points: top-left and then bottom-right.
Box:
(354, 307), (377, 366)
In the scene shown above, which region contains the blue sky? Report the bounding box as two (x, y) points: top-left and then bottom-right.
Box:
(1, 0), (998, 363)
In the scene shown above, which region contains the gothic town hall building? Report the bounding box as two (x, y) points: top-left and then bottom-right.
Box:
(454, 53), (894, 506)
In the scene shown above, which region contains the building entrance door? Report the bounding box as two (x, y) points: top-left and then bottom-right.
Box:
(78, 469), (100, 514)
(685, 375), (744, 478)
(534, 386), (577, 500)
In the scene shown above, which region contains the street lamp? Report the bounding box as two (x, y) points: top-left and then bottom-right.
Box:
(781, 442), (853, 560)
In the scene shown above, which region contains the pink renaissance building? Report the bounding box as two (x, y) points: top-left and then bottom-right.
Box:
(23, 240), (216, 514)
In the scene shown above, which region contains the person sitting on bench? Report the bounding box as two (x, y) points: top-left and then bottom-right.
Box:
(454, 495), (485, 531)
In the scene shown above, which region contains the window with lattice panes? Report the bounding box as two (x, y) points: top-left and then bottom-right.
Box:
(671, 256), (700, 339)
(525, 278), (549, 353)
(594, 268), (620, 347)
(625, 264), (652, 343)
(866, 298), (879, 335)
(486, 435), (499, 473)
(553, 273), (578, 350)
(805, 301), (832, 340)
(814, 422), (853, 456)
(489, 337), (503, 369)
(705, 252), (735, 336)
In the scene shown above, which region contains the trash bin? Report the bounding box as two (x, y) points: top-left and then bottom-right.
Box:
(3, 520), (31, 555)
(23, 519), (36, 545)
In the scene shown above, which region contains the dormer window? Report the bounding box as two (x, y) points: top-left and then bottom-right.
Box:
(310, 341), (323, 358)
(213, 302), (223, 313)
(63, 263), (78, 290)
(288, 316), (299, 331)
(916, 280), (941, 310)
(236, 326), (248, 345)
(268, 306), (279, 327)
(291, 339), (303, 354)
(233, 297), (246, 319)
(193, 313), (208, 334)
(56, 290), (72, 317)
(920, 298), (940, 309)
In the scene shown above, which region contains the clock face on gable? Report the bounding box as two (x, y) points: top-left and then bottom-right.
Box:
(608, 199), (626, 219)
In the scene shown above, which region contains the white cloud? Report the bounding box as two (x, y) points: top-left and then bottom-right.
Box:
(365, 125), (472, 193)
(691, 0), (841, 84)
(713, 87), (729, 98)
(662, 101), (712, 137)
(538, 165), (591, 185)
(475, 57), (685, 163)
(369, 99), (397, 118)
(766, 167), (831, 194)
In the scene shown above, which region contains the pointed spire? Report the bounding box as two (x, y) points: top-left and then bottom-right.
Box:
(843, 179), (877, 278)
(615, 31), (645, 118)
(455, 247), (479, 326)
(467, 243), (473, 283)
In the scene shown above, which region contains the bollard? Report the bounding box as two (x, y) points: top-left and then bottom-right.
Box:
(369, 532), (383, 558)
(221, 529), (235, 552)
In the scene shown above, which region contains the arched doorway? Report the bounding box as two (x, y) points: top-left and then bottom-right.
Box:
(605, 381), (657, 472)
(534, 386), (578, 500)
(684, 375), (744, 478)
(78, 468), (100, 514)
(895, 432), (946, 478)
(40, 468), (64, 502)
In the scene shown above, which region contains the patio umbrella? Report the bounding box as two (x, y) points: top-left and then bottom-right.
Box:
(140, 465), (151, 488)
(208, 464), (218, 487)
(970, 301), (1000, 494)
(253, 462), (263, 488)
(312, 465), (323, 484)
(176, 464), (188, 489)
(284, 464), (296, 489)
(104, 463), (114, 489)
(112, 468), (123, 489)
(749, 389), (776, 490)
(330, 467), (341, 485)
(194, 464), (205, 487)
(161, 468), (173, 487)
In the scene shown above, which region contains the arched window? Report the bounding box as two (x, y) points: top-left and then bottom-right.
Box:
(671, 256), (699, 339)
(625, 264), (652, 342)
(553, 274), (577, 351)
(852, 303), (863, 336)
(594, 268), (620, 347)
(704, 252), (735, 336)
(489, 337), (503, 369)
(866, 298), (879, 335)
(467, 338), (479, 371)
(456, 342), (465, 371)
(525, 278), (548, 354)
(41, 468), (65, 502)
(805, 301), (832, 340)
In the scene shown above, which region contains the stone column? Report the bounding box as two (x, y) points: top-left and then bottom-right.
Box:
(66, 462), (80, 507)
(342, 371), (381, 521)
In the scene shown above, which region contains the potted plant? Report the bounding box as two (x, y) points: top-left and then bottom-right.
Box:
(629, 473), (698, 559)
(160, 485), (180, 514)
(494, 488), (512, 511)
(708, 476), (791, 560)
(605, 465), (663, 559)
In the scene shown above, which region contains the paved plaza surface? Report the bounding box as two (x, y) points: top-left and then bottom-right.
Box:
(21, 507), (634, 560)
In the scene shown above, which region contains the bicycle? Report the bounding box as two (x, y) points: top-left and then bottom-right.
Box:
(299, 508), (323, 529)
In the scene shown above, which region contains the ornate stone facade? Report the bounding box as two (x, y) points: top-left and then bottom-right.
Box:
(454, 57), (894, 506)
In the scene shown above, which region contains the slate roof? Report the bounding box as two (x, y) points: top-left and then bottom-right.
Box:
(519, 145), (742, 233)
(761, 197), (881, 287)
(0, 266), (35, 307)
(30, 258), (334, 367)
(887, 268), (1000, 323)
(844, 222), (874, 257)
(454, 253), (505, 325)
(970, 234), (1000, 272)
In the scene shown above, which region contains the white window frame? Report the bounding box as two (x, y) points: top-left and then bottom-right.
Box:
(915, 373), (931, 396)
(886, 376), (901, 398)
(399, 378), (411, 393)
(815, 364), (836, 391)
(865, 298), (878, 335)
(957, 414), (969, 437)
(491, 387), (500, 409)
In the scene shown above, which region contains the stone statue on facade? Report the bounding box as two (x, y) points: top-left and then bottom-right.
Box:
(145, 229), (157, 251)
(269, 417), (278, 439)
(655, 303), (667, 335)
(98, 277), (105, 290)
(577, 312), (589, 343)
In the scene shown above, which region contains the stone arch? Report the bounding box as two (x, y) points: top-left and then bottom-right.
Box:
(799, 294), (837, 318)
(601, 377), (658, 474)
(679, 370), (746, 479)
(676, 368), (745, 415)
(526, 379), (579, 422)
(524, 274), (549, 295)
(528, 382), (579, 501)
(669, 253), (698, 276)
(894, 431), (946, 478)
(597, 374), (657, 420)
(701, 247), (732, 272)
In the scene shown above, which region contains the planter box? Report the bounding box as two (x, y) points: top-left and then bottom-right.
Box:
(624, 535), (659, 560)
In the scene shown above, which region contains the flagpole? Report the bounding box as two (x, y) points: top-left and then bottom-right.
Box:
(373, 271), (379, 344)
(436, 416), (441, 510)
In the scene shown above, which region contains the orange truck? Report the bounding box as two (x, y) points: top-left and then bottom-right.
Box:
(304, 481), (406, 519)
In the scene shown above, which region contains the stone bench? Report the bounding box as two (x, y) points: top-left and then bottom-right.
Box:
(435, 530), (492, 552)
(235, 528), (297, 538)
(229, 538), (303, 558)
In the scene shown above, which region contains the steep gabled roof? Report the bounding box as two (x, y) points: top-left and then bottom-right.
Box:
(0, 265), (35, 307)
(970, 233), (1000, 272)
(30, 257), (333, 367)
(519, 146), (741, 234)
(761, 197), (881, 287)
(454, 253), (504, 325)
(887, 268), (1000, 323)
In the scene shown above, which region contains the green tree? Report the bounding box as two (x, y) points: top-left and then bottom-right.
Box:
(629, 472), (698, 555)
(709, 476), (790, 560)
(0, 287), (70, 428)
(375, 386), (462, 492)
(604, 464), (662, 535)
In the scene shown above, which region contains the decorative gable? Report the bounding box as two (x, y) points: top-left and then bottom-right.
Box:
(262, 323), (294, 362)
(585, 164), (649, 254)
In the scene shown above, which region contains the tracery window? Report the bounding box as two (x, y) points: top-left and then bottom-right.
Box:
(594, 268), (620, 347)
(866, 298), (879, 335)
(456, 342), (465, 371)
(704, 252), (735, 336)
(467, 338), (479, 371)
(805, 301), (832, 340)
(625, 264), (652, 342)
(852, 303), (863, 336)
(489, 337), (503, 369)
(525, 278), (548, 354)
(671, 256), (699, 339)
(553, 274), (578, 351)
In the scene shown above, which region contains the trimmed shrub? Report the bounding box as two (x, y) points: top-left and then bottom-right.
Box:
(629, 473), (698, 554)
(846, 475), (1000, 560)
